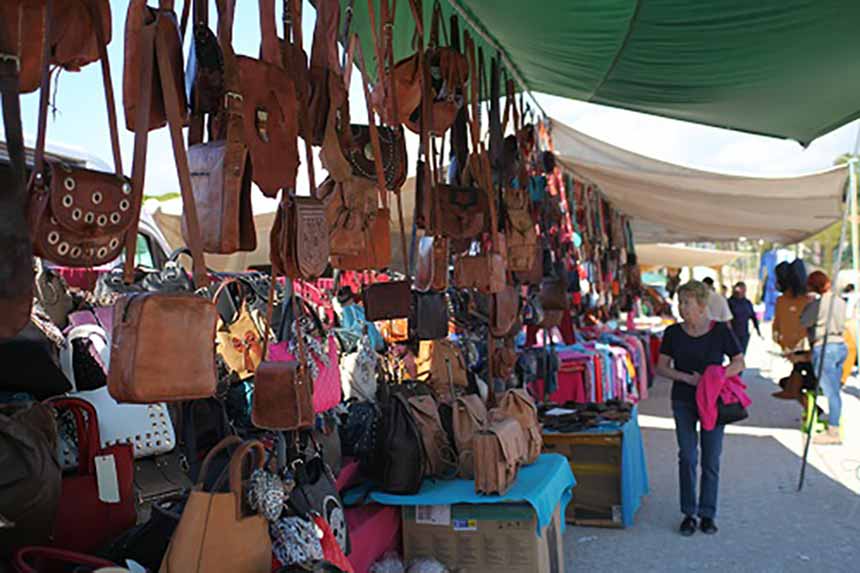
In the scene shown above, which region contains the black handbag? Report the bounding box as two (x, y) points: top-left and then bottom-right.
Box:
(716, 397), (748, 426)
(284, 433), (350, 556)
(410, 291), (449, 341)
(97, 498), (183, 571)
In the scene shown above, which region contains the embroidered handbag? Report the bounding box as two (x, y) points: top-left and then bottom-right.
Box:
(270, 194), (330, 282)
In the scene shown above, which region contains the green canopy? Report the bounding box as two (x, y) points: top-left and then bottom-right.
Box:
(347, 0), (860, 144)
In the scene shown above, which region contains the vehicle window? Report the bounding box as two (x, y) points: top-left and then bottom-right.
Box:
(135, 233), (155, 269)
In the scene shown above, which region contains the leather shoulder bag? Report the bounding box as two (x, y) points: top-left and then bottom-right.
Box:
(27, 0), (135, 269)
(452, 393), (486, 479)
(489, 389), (542, 465)
(473, 417), (527, 496)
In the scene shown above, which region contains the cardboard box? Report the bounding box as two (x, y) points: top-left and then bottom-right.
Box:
(543, 431), (623, 527)
(402, 502), (564, 573)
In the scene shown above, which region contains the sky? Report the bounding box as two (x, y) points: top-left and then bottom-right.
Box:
(3, 1), (859, 211)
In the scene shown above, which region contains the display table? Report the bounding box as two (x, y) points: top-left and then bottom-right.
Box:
(543, 406), (648, 528)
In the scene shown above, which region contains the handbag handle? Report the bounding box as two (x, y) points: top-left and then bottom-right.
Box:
(194, 435), (243, 489)
(13, 546), (117, 573)
(46, 397), (102, 476)
(228, 439), (267, 519)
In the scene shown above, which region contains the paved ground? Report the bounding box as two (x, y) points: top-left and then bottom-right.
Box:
(564, 326), (860, 572)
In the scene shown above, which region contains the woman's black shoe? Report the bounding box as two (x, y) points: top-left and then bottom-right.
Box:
(680, 516), (697, 536)
(700, 517), (718, 534)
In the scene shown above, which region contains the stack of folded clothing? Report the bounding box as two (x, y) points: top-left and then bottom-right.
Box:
(539, 399), (633, 432)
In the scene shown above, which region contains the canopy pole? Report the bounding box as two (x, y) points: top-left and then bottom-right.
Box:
(798, 181), (851, 491)
(850, 157), (859, 376)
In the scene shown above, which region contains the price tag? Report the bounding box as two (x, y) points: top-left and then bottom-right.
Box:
(95, 454), (120, 503)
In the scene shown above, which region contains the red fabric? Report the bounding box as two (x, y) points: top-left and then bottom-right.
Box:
(524, 308), (575, 347)
(345, 504), (401, 573)
(696, 365), (753, 431)
(55, 267), (101, 291)
(529, 366), (586, 404)
(48, 399), (136, 554)
(313, 515), (354, 573)
(269, 336), (342, 413)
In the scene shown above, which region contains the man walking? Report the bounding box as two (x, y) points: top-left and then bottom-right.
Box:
(727, 282), (761, 355)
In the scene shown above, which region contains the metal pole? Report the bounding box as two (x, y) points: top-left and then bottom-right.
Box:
(798, 177), (851, 491)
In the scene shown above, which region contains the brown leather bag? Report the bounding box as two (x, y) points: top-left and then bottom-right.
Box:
(345, 124), (408, 191)
(108, 291), (218, 403)
(0, 402), (62, 552)
(318, 41), (354, 184)
(394, 0), (468, 136)
(435, 184), (487, 239)
(27, 1), (135, 268)
(123, 0), (187, 133)
(306, 0), (340, 145)
(452, 394), (487, 480)
(270, 194), (330, 281)
(540, 278), (569, 311)
(414, 235), (449, 292)
(319, 176), (376, 257)
(474, 417), (527, 495)
(0, 2), (45, 94)
(252, 284), (314, 432)
(363, 280), (412, 322)
(491, 285), (520, 337)
(489, 389), (542, 465)
(416, 339), (468, 394)
(330, 207), (392, 271)
(505, 188), (537, 273)
(160, 437), (271, 573)
(453, 252), (507, 294)
(407, 395), (455, 478)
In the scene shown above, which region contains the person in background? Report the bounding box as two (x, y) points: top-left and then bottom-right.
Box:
(800, 271), (847, 445)
(702, 277), (733, 324)
(727, 282), (761, 355)
(841, 284), (856, 320)
(656, 281), (744, 537)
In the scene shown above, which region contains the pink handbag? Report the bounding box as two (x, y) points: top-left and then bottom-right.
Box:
(269, 335), (342, 413)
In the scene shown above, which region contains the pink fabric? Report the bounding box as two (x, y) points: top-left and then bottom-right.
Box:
(269, 335), (342, 413)
(335, 459), (362, 493)
(345, 504), (401, 573)
(696, 365), (752, 431)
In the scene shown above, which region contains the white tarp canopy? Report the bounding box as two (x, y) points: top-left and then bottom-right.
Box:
(551, 118), (849, 244)
(636, 244), (746, 269)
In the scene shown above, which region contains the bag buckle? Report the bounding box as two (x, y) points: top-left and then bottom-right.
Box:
(224, 91), (244, 110)
(0, 53), (20, 72)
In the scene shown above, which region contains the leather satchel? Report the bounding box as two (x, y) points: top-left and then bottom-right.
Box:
(363, 280), (413, 322)
(0, 402), (61, 553)
(435, 184), (487, 239)
(48, 397), (136, 554)
(474, 417), (527, 495)
(107, 292), (218, 403)
(540, 277), (569, 311)
(452, 394), (486, 479)
(329, 207), (391, 271)
(307, 0), (341, 146)
(27, 2), (135, 268)
(416, 339), (468, 398)
(489, 389), (542, 465)
(453, 251), (507, 294)
(270, 195), (330, 281)
(160, 437), (272, 573)
(319, 176), (376, 257)
(345, 124), (408, 191)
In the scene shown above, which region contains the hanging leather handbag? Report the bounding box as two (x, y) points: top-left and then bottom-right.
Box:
(48, 398), (136, 554)
(363, 280), (412, 322)
(414, 236), (436, 292)
(269, 335), (342, 415)
(160, 437), (272, 573)
(108, 290), (218, 403)
(491, 285), (520, 338)
(435, 184), (487, 239)
(473, 417), (527, 496)
(123, 0), (187, 133)
(319, 176), (376, 257)
(27, 1), (136, 269)
(453, 251), (507, 294)
(452, 394), (486, 480)
(344, 124), (408, 191)
(0, 2), (45, 94)
(270, 194), (330, 281)
(489, 389), (542, 465)
(306, 0), (341, 145)
(0, 402), (61, 553)
(330, 207), (391, 271)
(414, 235), (451, 291)
(252, 283), (315, 431)
(410, 291), (449, 341)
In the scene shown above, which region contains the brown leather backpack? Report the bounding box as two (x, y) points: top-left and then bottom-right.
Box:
(452, 394), (487, 480)
(407, 395), (456, 478)
(491, 285), (520, 338)
(27, 0), (135, 269)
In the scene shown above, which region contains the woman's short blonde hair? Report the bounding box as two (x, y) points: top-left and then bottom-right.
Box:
(677, 280), (709, 306)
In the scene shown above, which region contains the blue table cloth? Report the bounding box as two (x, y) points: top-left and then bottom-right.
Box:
(547, 405), (649, 527)
(366, 453), (575, 534)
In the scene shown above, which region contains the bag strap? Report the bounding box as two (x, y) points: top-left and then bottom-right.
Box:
(195, 435), (243, 488)
(283, 0), (317, 195)
(0, 44), (27, 213)
(48, 397), (101, 476)
(228, 439), (266, 518)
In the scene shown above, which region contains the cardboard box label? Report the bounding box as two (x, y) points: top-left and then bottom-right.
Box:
(416, 505), (451, 526)
(452, 518), (478, 531)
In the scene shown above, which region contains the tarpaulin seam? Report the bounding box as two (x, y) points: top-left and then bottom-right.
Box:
(588, 0), (642, 103)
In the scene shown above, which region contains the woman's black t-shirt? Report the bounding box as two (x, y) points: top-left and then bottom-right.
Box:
(659, 322), (742, 403)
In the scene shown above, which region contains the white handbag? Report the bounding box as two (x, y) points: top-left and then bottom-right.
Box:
(57, 324), (176, 469)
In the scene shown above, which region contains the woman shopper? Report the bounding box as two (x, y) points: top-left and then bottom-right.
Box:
(800, 271), (847, 445)
(657, 281), (745, 536)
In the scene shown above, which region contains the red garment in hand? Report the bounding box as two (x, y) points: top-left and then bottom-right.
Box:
(696, 365), (752, 431)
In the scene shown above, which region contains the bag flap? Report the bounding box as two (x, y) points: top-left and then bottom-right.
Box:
(49, 163), (135, 236)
